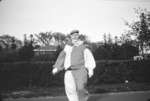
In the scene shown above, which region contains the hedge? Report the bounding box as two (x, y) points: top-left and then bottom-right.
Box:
(0, 60), (150, 91)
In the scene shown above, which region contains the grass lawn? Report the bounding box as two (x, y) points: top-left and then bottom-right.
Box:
(1, 82), (150, 99)
(2, 91), (150, 101)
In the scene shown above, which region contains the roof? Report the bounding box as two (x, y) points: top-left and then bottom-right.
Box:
(34, 45), (57, 52)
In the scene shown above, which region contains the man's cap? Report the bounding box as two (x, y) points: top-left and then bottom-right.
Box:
(70, 29), (79, 35)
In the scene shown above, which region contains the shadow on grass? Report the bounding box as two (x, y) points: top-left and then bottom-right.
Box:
(0, 93), (2, 101)
(2, 83), (150, 99)
(88, 95), (103, 101)
(147, 99), (150, 101)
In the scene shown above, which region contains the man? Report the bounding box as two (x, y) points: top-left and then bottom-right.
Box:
(52, 30), (96, 101)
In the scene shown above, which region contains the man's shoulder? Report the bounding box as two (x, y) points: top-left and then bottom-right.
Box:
(79, 44), (92, 52)
(83, 44), (91, 50)
(79, 44), (87, 49)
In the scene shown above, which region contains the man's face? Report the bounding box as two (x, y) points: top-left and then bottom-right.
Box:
(70, 33), (79, 45)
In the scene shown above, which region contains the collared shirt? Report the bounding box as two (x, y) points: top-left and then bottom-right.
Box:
(84, 48), (96, 72)
(64, 44), (73, 70)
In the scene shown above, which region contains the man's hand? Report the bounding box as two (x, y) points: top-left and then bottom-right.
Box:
(88, 70), (94, 78)
(52, 68), (58, 75)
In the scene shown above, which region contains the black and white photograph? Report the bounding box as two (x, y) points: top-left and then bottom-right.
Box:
(0, 0), (150, 101)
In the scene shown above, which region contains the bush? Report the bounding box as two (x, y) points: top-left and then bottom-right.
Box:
(18, 43), (34, 61)
(89, 60), (150, 85)
(0, 61), (64, 91)
(93, 44), (139, 60)
(0, 60), (150, 91)
(0, 50), (20, 62)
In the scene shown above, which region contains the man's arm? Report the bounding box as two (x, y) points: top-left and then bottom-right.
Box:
(52, 50), (66, 75)
(84, 48), (96, 78)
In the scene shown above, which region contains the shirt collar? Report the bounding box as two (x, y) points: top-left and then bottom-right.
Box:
(74, 40), (83, 47)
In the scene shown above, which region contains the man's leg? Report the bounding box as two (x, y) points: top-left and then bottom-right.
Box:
(77, 83), (89, 101)
(64, 71), (79, 101)
(72, 69), (89, 101)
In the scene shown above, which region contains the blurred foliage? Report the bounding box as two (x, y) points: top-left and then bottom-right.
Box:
(34, 32), (66, 47)
(0, 60), (150, 91)
(93, 42), (138, 60)
(125, 8), (150, 55)
(18, 42), (34, 61)
(0, 32), (140, 62)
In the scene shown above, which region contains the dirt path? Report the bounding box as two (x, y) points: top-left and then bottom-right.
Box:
(3, 91), (150, 101)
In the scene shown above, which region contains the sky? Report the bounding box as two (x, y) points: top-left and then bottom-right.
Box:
(0, 0), (150, 42)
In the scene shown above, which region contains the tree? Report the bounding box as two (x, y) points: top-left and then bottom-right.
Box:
(0, 34), (22, 50)
(120, 43), (138, 59)
(119, 34), (131, 44)
(93, 33), (139, 60)
(35, 32), (53, 46)
(34, 31), (66, 47)
(16, 34), (34, 61)
(11, 37), (17, 50)
(52, 32), (66, 47)
(125, 8), (150, 55)
(18, 38), (34, 61)
(93, 34), (114, 60)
